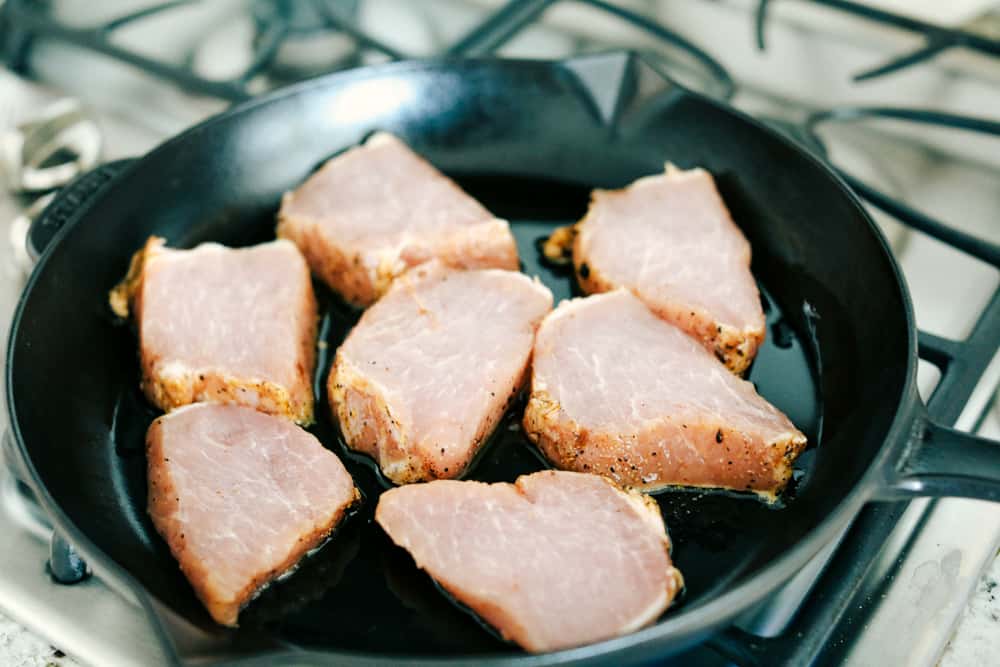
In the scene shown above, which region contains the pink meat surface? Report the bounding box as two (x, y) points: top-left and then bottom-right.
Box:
(376, 470), (683, 653)
(112, 237), (318, 424)
(329, 262), (552, 483)
(278, 132), (519, 306)
(574, 166), (766, 373)
(146, 403), (359, 626)
(523, 290), (806, 499)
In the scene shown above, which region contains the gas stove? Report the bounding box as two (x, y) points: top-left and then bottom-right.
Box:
(1, 1), (999, 666)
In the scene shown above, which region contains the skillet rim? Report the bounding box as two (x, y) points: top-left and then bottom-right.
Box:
(4, 54), (918, 665)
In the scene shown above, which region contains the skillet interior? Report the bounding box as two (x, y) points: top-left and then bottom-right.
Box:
(7, 56), (911, 660)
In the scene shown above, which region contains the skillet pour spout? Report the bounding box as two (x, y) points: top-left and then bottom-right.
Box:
(6, 54), (1000, 666)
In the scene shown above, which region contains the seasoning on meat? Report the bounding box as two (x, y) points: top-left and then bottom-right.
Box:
(110, 237), (318, 424)
(539, 224), (576, 266)
(376, 470), (683, 652)
(277, 132), (519, 306)
(523, 290), (807, 501)
(329, 261), (552, 484)
(146, 403), (359, 626)
(573, 165), (766, 374)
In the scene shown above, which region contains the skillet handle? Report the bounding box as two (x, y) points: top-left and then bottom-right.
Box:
(874, 405), (1000, 501)
(25, 158), (137, 261)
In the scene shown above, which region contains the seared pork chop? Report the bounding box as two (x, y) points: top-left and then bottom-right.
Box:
(523, 290), (806, 500)
(146, 403), (359, 626)
(277, 132), (518, 306)
(329, 261), (552, 484)
(111, 237), (318, 424)
(573, 165), (765, 374)
(376, 470), (683, 653)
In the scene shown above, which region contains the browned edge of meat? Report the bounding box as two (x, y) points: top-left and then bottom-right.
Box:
(109, 237), (319, 425)
(570, 196), (764, 376)
(278, 212), (519, 308)
(140, 359), (318, 426)
(275, 133), (520, 308)
(138, 284), (319, 426)
(539, 224), (577, 266)
(276, 205), (378, 306)
(328, 352), (531, 484)
(108, 235), (162, 320)
(523, 387), (807, 502)
(146, 418), (360, 626)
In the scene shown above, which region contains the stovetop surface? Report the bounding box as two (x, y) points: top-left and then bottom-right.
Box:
(1, 1), (1000, 666)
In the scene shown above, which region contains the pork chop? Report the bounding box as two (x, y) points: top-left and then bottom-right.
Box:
(376, 470), (683, 653)
(146, 403), (359, 626)
(110, 237), (318, 424)
(573, 165), (766, 374)
(523, 290), (806, 500)
(277, 132), (519, 306)
(329, 261), (552, 484)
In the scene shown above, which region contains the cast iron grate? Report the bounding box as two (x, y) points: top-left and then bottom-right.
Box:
(4, 0), (998, 97)
(756, 0), (1000, 81)
(0, 0), (735, 100)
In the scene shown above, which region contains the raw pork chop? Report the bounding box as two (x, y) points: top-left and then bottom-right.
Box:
(277, 132), (519, 306)
(110, 237), (318, 424)
(573, 165), (765, 374)
(329, 262), (552, 484)
(523, 290), (806, 500)
(146, 403), (359, 626)
(376, 470), (683, 652)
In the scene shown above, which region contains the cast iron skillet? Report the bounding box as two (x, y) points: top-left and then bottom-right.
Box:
(7, 54), (1000, 666)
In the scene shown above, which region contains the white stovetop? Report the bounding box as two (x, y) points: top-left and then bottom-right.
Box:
(0, 613), (78, 667)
